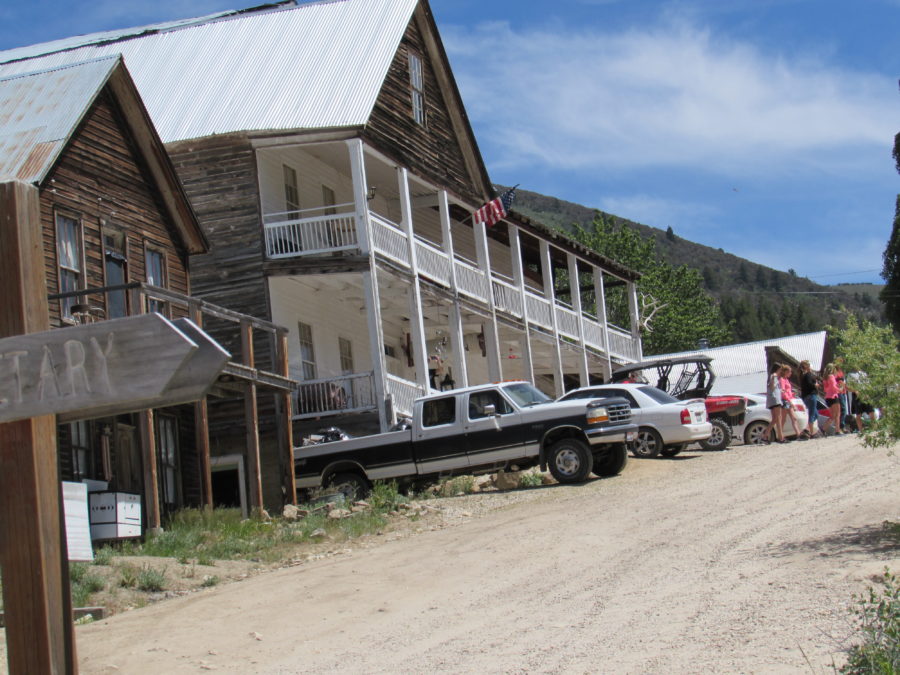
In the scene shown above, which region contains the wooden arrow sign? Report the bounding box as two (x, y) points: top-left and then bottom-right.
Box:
(0, 313), (230, 424)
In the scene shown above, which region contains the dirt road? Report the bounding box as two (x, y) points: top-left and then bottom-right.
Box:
(33, 436), (900, 672)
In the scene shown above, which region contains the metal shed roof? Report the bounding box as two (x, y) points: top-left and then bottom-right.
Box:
(0, 56), (121, 182)
(0, 0), (419, 143)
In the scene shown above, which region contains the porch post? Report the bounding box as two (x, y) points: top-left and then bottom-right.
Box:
(567, 253), (589, 388)
(0, 180), (76, 675)
(277, 329), (296, 505)
(594, 268), (613, 378)
(241, 320), (264, 514)
(347, 139), (388, 431)
(439, 190), (468, 387)
(540, 240), (565, 397)
(627, 279), (643, 360)
(189, 301), (213, 509)
(473, 219), (502, 381)
(509, 225), (534, 383)
(399, 167), (429, 391)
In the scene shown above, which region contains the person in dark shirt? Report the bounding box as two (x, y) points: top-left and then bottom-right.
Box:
(798, 360), (821, 438)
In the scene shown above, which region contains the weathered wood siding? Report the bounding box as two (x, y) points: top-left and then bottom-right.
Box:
(365, 18), (483, 205)
(40, 90), (191, 327)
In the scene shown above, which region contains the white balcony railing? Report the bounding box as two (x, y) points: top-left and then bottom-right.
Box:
(264, 210), (357, 259)
(371, 213), (410, 267)
(492, 275), (523, 318)
(608, 324), (641, 361)
(386, 374), (427, 419)
(294, 372), (376, 419)
(524, 291), (553, 330)
(555, 302), (580, 340)
(415, 237), (452, 286)
(454, 256), (489, 303)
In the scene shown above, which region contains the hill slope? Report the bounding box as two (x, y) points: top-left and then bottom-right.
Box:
(509, 188), (884, 346)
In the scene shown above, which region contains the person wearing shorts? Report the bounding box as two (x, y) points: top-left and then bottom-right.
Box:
(764, 363), (785, 443)
(821, 363), (843, 435)
(798, 360), (820, 438)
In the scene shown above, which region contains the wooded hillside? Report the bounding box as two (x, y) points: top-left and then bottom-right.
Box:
(510, 187), (885, 346)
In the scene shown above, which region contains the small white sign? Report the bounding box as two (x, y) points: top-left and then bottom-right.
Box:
(62, 482), (93, 562)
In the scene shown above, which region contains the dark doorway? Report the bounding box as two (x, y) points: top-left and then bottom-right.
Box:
(211, 468), (242, 509)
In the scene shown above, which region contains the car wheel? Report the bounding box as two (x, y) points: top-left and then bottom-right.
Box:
(743, 420), (769, 445)
(699, 418), (731, 451)
(631, 427), (662, 458)
(660, 443), (685, 457)
(593, 443), (628, 477)
(547, 438), (593, 483)
(327, 472), (370, 500)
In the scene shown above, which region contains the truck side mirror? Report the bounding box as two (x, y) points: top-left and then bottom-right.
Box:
(483, 404), (497, 416)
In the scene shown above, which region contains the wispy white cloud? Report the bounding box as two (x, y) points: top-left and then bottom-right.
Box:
(597, 194), (719, 233)
(443, 16), (897, 178)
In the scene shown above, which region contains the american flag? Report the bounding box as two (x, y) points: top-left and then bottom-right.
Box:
(473, 186), (517, 227)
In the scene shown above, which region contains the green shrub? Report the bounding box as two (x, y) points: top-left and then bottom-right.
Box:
(118, 563), (138, 589)
(69, 563), (105, 607)
(369, 481), (407, 512)
(438, 475), (475, 497)
(842, 568), (900, 674)
(518, 470), (544, 488)
(200, 575), (220, 588)
(136, 565), (167, 593)
(92, 546), (115, 566)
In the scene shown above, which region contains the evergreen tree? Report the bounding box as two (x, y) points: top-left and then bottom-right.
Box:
(665, 226), (676, 242)
(570, 215), (731, 354)
(880, 128), (900, 330)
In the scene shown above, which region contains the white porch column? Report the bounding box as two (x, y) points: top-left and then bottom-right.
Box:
(627, 279), (644, 360)
(567, 253), (589, 387)
(540, 240), (565, 397)
(439, 190), (467, 387)
(593, 268), (613, 378)
(347, 139), (388, 430)
(510, 225), (534, 383)
(399, 167), (430, 391)
(474, 219), (502, 382)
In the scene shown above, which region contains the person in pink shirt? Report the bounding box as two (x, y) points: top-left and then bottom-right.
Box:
(779, 365), (803, 439)
(820, 363), (843, 435)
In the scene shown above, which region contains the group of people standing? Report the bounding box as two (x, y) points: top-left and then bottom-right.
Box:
(764, 358), (870, 443)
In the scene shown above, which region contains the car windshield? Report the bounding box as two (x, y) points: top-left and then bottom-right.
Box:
(637, 386), (679, 404)
(502, 382), (552, 407)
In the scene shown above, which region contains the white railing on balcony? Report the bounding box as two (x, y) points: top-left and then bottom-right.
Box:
(370, 212), (410, 267)
(582, 315), (605, 352)
(454, 256), (489, 303)
(608, 324), (641, 361)
(415, 236), (452, 286)
(294, 372), (376, 419)
(555, 302), (580, 340)
(492, 275), (523, 318)
(524, 291), (553, 330)
(264, 208), (358, 259)
(386, 374), (427, 418)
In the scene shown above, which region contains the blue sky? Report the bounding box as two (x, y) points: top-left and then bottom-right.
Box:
(1, 0), (897, 284)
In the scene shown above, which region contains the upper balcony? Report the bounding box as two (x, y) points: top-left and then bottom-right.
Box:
(262, 207), (641, 363)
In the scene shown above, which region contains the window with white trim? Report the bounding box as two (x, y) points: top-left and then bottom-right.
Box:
(144, 244), (168, 315)
(56, 213), (83, 321)
(339, 337), (354, 374)
(284, 164), (300, 219)
(408, 51), (425, 126)
(298, 321), (317, 380)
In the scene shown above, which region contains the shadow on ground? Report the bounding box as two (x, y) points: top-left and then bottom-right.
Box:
(765, 521), (900, 559)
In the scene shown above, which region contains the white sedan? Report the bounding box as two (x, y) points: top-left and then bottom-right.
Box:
(733, 394), (810, 444)
(559, 383), (711, 458)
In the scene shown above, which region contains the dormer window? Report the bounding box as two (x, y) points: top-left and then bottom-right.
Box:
(408, 50), (425, 126)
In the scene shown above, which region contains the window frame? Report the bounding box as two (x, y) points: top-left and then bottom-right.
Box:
(55, 210), (86, 323)
(297, 321), (317, 380)
(143, 241), (169, 315)
(284, 164), (300, 220)
(407, 49), (426, 126)
(101, 223), (129, 318)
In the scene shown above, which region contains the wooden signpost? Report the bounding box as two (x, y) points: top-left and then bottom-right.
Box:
(0, 181), (230, 674)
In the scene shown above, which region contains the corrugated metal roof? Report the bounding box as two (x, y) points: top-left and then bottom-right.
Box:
(642, 331), (828, 386)
(0, 56), (120, 183)
(0, 0), (419, 143)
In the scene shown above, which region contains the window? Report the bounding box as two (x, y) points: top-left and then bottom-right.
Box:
(467, 390), (513, 420)
(69, 421), (93, 480)
(408, 51), (425, 125)
(284, 164), (299, 219)
(157, 415), (179, 513)
(144, 245), (168, 315)
(339, 337), (354, 374)
(422, 396), (455, 427)
(297, 321), (317, 380)
(103, 227), (128, 318)
(56, 213), (83, 321)
(322, 185), (336, 216)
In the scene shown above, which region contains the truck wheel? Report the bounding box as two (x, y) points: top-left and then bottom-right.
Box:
(547, 438), (593, 483)
(660, 443), (685, 457)
(631, 427), (662, 458)
(327, 472), (370, 500)
(699, 418), (730, 451)
(593, 443), (628, 477)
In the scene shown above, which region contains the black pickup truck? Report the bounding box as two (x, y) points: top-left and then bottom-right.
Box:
(295, 380), (637, 496)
